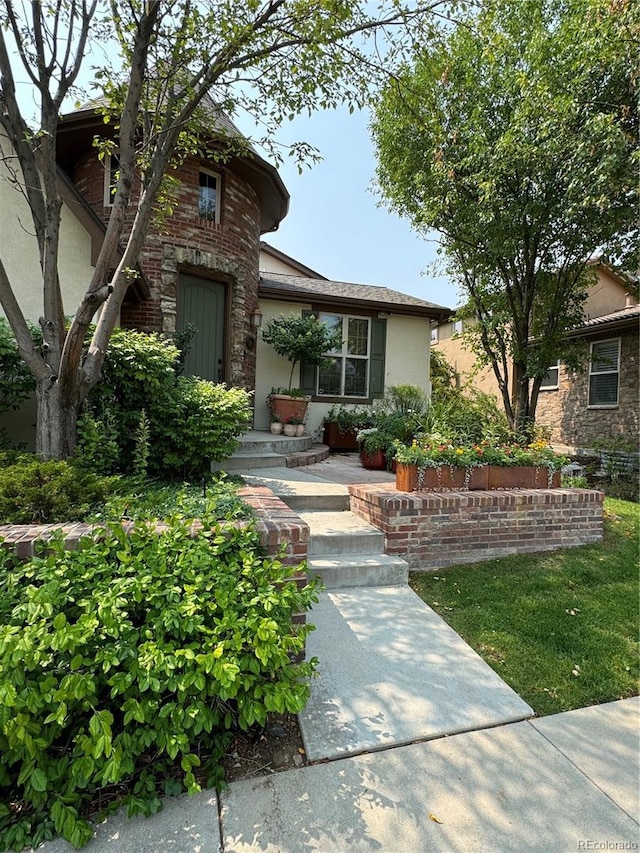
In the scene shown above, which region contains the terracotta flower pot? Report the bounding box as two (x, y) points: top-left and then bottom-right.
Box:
(269, 394), (310, 424)
(322, 422), (359, 451)
(487, 466), (561, 489)
(396, 463), (561, 492)
(360, 450), (387, 470)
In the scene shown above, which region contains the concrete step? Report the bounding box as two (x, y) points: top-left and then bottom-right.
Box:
(234, 468), (350, 512)
(213, 452), (286, 471)
(298, 511), (385, 557)
(237, 430), (313, 455)
(308, 554), (409, 589)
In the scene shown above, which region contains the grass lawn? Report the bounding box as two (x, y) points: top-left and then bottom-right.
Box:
(409, 497), (639, 717)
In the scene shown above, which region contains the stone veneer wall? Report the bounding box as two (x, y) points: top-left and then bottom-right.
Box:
(349, 485), (604, 571)
(536, 328), (639, 453)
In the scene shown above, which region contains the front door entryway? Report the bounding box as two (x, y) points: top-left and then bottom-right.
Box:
(177, 274), (225, 382)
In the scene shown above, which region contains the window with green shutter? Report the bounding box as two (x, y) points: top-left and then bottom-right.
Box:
(589, 339), (620, 407)
(300, 312), (386, 399)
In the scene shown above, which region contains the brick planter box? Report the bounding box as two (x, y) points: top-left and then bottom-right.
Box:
(349, 484), (604, 571)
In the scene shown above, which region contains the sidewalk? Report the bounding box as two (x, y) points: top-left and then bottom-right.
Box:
(27, 456), (639, 852)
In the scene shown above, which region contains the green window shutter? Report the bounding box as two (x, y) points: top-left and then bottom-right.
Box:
(369, 318), (386, 398)
(300, 310), (318, 395)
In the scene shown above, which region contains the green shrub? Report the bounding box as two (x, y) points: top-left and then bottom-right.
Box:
(0, 459), (112, 524)
(0, 517), (318, 850)
(89, 476), (250, 523)
(80, 328), (252, 478)
(0, 318), (35, 416)
(151, 377), (251, 478)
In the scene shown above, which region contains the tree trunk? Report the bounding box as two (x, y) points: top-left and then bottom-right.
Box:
(34, 379), (79, 460)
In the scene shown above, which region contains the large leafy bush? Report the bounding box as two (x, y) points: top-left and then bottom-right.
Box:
(0, 517), (318, 850)
(79, 328), (252, 478)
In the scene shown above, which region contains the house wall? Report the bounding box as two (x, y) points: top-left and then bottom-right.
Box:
(432, 320), (500, 399)
(536, 327), (639, 454)
(255, 299), (432, 437)
(69, 152), (263, 390)
(0, 138), (95, 323)
(259, 252), (303, 276)
(583, 268), (634, 318)
(0, 138), (96, 449)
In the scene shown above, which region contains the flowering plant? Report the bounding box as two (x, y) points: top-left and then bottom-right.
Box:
(357, 427), (390, 454)
(394, 437), (567, 472)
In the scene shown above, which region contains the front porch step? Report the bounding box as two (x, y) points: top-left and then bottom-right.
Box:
(298, 511), (385, 557)
(213, 452), (286, 471)
(237, 430), (313, 455)
(308, 554), (409, 589)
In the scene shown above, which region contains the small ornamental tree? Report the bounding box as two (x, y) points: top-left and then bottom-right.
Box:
(262, 314), (342, 393)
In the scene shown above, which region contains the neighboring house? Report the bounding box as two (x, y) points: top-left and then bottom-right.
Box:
(431, 262), (639, 454)
(0, 106), (450, 447)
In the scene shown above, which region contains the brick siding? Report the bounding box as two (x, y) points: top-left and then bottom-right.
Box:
(70, 151), (262, 390)
(349, 485), (604, 571)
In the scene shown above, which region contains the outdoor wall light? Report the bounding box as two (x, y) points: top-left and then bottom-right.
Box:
(251, 309), (263, 329)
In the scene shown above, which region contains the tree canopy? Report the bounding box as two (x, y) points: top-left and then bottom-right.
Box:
(372, 0), (638, 434)
(0, 0), (451, 459)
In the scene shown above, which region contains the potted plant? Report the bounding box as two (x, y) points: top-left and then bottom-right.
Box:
(322, 404), (373, 451)
(262, 314), (342, 423)
(393, 437), (567, 492)
(284, 415), (305, 437)
(357, 427), (391, 470)
(270, 414), (283, 435)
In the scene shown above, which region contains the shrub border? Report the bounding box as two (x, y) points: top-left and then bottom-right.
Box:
(0, 484), (310, 625)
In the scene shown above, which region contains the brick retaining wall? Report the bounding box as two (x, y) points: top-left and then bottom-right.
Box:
(0, 486), (310, 630)
(349, 485), (604, 571)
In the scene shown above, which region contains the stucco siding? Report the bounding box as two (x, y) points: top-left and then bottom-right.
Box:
(255, 301), (433, 438)
(0, 140), (94, 323)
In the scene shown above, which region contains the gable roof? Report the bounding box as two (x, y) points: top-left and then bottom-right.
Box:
(259, 242), (327, 279)
(565, 304), (640, 338)
(259, 272), (451, 320)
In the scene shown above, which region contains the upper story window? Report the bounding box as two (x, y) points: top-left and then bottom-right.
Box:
(317, 313), (370, 398)
(198, 170), (220, 222)
(103, 151), (120, 207)
(589, 338), (620, 407)
(453, 319), (463, 334)
(430, 325), (439, 343)
(540, 360), (560, 390)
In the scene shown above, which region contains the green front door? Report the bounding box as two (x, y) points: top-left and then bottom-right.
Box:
(177, 275), (225, 382)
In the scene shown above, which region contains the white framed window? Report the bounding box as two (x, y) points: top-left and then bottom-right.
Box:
(540, 360), (560, 390)
(317, 313), (370, 398)
(103, 151), (120, 207)
(198, 170), (220, 222)
(431, 325), (439, 343)
(453, 319), (463, 334)
(589, 338), (620, 407)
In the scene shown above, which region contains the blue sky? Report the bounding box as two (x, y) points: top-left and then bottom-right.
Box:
(256, 105), (460, 311)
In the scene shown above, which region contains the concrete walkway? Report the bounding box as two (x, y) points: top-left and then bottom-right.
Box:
(26, 456), (639, 852)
